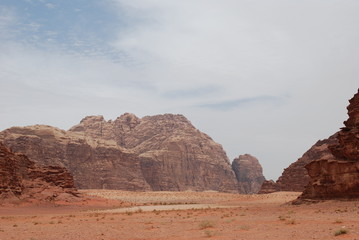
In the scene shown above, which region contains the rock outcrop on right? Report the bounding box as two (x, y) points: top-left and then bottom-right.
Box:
(258, 135), (337, 194)
(232, 154), (265, 194)
(299, 89), (359, 200)
(275, 135), (337, 192)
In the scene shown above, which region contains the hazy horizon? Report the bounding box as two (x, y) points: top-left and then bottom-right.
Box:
(1, 0), (358, 180)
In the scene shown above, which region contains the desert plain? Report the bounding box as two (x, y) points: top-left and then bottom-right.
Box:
(0, 191), (358, 240)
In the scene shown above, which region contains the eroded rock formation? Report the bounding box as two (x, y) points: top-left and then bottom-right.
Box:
(275, 135), (337, 192)
(258, 180), (280, 194)
(232, 154), (265, 194)
(258, 136), (337, 194)
(329, 90), (359, 161)
(299, 89), (359, 200)
(1, 114), (239, 192)
(0, 125), (151, 191)
(69, 113), (239, 192)
(0, 142), (78, 202)
(300, 159), (359, 199)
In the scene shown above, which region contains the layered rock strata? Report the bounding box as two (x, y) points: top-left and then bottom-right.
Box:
(329, 90), (359, 161)
(232, 154), (265, 194)
(0, 142), (78, 202)
(258, 135), (337, 194)
(275, 135), (337, 192)
(0, 125), (151, 191)
(1, 114), (239, 192)
(69, 114), (239, 192)
(299, 89), (359, 200)
(300, 159), (359, 199)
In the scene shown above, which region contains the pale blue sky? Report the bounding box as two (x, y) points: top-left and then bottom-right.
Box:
(1, 0), (358, 180)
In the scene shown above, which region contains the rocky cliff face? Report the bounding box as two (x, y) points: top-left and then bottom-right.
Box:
(274, 135), (337, 192)
(299, 89), (359, 200)
(0, 125), (151, 191)
(329, 90), (359, 161)
(0, 142), (78, 202)
(1, 114), (239, 193)
(300, 159), (359, 199)
(69, 113), (239, 192)
(232, 154), (265, 194)
(258, 135), (337, 194)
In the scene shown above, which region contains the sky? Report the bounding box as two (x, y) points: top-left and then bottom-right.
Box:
(0, 0), (358, 180)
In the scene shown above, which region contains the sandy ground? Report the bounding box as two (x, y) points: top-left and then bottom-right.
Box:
(0, 191), (358, 240)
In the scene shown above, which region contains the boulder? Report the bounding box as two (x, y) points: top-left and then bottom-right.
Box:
(232, 154), (265, 193)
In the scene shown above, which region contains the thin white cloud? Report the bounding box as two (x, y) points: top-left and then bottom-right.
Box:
(108, 1), (301, 98)
(45, 3), (56, 9)
(0, 0), (358, 180)
(0, 6), (17, 39)
(108, 0), (359, 179)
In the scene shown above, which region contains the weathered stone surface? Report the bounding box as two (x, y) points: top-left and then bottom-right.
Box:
(299, 159), (359, 199)
(0, 142), (78, 202)
(69, 113), (239, 192)
(275, 135), (337, 192)
(299, 89), (359, 200)
(232, 154), (265, 194)
(1, 113), (239, 192)
(258, 180), (280, 194)
(329, 89), (359, 161)
(257, 135), (337, 194)
(0, 125), (151, 191)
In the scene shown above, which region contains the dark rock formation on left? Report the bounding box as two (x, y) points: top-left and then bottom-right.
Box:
(232, 154), (265, 194)
(0, 142), (78, 202)
(0, 125), (151, 191)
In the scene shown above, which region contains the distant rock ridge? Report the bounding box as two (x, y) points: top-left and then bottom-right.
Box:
(259, 136), (338, 194)
(299, 89), (359, 200)
(1, 113), (242, 193)
(232, 154), (265, 194)
(258, 180), (280, 194)
(0, 142), (78, 202)
(274, 135), (338, 192)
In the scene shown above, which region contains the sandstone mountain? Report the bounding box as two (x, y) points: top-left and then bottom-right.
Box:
(0, 142), (78, 202)
(299, 89), (359, 200)
(1, 114), (240, 192)
(232, 154), (265, 194)
(0, 125), (151, 191)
